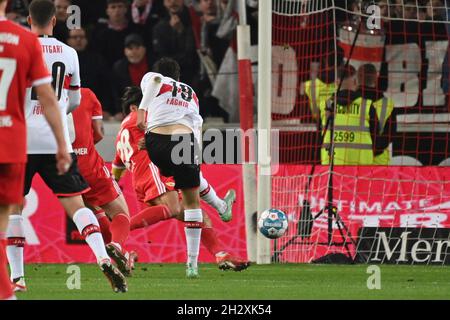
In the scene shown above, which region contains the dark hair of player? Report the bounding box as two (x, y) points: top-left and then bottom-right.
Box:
(152, 57), (181, 81)
(121, 86), (143, 115)
(29, 0), (56, 28)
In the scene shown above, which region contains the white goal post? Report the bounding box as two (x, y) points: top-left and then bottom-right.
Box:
(242, 0), (450, 265)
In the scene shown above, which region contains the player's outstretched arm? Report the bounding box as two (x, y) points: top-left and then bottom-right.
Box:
(36, 83), (72, 174)
(137, 75), (162, 131)
(137, 109), (147, 131)
(93, 119), (104, 144)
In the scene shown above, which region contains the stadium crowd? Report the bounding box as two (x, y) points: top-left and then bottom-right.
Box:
(5, 0), (258, 122)
(3, 0), (448, 123)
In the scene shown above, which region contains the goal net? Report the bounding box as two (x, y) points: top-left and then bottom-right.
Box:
(265, 0), (450, 265)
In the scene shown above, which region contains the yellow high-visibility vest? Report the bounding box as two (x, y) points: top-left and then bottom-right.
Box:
(304, 78), (336, 119)
(321, 97), (374, 165)
(373, 97), (394, 165)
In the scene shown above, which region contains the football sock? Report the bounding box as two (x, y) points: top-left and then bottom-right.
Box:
(199, 173), (227, 215)
(184, 209), (203, 269)
(6, 215), (25, 280)
(72, 208), (109, 263)
(0, 233), (14, 300)
(94, 210), (112, 244)
(201, 227), (222, 256)
(109, 213), (130, 249)
(130, 205), (171, 230)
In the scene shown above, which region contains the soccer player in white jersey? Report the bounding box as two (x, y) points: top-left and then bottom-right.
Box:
(6, 0), (127, 293)
(137, 58), (207, 278)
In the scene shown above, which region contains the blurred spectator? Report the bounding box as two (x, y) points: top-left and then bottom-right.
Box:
(112, 34), (151, 120)
(131, 0), (165, 26)
(197, 0), (228, 66)
(378, 0), (389, 17)
(375, 0), (400, 20)
(193, 0), (230, 120)
(393, 0), (418, 19)
(152, 0), (199, 84)
(67, 27), (116, 119)
(427, 0), (446, 20)
(418, 0), (428, 20)
(216, 0), (238, 41)
(131, 0), (166, 52)
(211, 0), (240, 122)
(92, 0), (144, 67)
(404, 0), (418, 19)
(5, 0), (29, 26)
(393, 0), (404, 18)
(53, 0), (71, 42)
(72, 0), (107, 26)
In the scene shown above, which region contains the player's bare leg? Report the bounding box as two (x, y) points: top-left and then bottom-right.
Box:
(199, 172), (235, 222)
(6, 204), (26, 292)
(0, 204), (16, 300)
(61, 196), (127, 293)
(99, 195), (133, 276)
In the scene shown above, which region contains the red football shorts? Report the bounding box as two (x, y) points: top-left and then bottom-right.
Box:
(134, 162), (175, 204)
(0, 163), (25, 205)
(82, 164), (122, 207)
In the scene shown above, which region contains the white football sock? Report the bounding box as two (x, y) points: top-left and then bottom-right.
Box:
(199, 173), (227, 215)
(6, 215), (25, 280)
(184, 209), (203, 269)
(72, 208), (109, 263)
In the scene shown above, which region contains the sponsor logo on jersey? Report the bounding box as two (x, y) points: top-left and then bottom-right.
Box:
(0, 33), (20, 45)
(41, 44), (63, 54)
(74, 148), (88, 156)
(0, 116), (12, 127)
(32, 105), (43, 115)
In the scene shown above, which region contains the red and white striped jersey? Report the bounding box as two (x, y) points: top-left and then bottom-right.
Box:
(25, 35), (81, 154)
(140, 72), (203, 135)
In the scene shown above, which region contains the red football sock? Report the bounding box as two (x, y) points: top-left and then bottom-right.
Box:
(130, 205), (171, 231)
(0, 236), (13, 300)
(201, 227), (223, 256)
(95, 210), (112, 244)
(109, 213), (130, 248)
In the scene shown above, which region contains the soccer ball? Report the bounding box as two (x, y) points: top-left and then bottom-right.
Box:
(258, 208), (288, 239)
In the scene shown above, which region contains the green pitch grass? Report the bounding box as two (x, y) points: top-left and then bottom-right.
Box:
(16, 264), (450, 300)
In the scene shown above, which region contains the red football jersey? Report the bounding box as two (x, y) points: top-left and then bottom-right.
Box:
(0, 18), (51, 163)
(114, 112), (176, 203)
(114, 111), (149, 175)
(71, 88), (103, 172)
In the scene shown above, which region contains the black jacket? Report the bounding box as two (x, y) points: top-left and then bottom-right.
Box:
(91, 22), (144, 67)
(77, 49), (116, 115)
(152, 6), (199, 85)
(112, 55), (152, 111)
